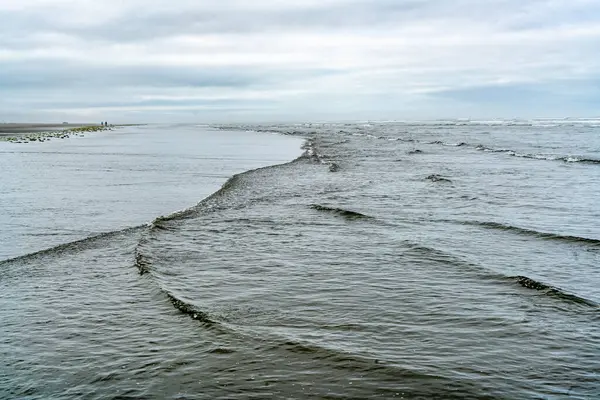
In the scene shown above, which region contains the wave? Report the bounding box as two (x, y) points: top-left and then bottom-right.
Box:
(130, 136), (333, 322)
(392, 238), (599, 310)
(218, 124), (600, 168)
(402, 239), (598, 309)
(401, 244), (472, 268)
(462, 221), (600, 247)
(401, 137), (600, 166)
(1, 137), (317, 266)
(444, 142), (468, 147)
(136, 238), (490, 396)
(156, 285), (492, 397)
(405, 140), (600, 166)
(559, 156), (600, 165)
(134, 247), (422, 375)
(474, 145), (600, 165)
(426, 174), (453, 183)
(509, 276), (599, 308)
(273, 340), (438, 379)
(133, 235), (226, 328)
(0, 225), (145, 266)
(302, 138), (341, 173)
(328, 162), (340, 172)
(165, 292), (218, 325)
(134, 248), (151, 275)
(257, 338), (497, 398)
(309, 204), (374, 220)
(147, 139), (322, 230)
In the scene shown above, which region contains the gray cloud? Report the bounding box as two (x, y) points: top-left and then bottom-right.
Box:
(2, 0), (557, 44)
(1, 0), (599, 122)
(0, 60), (338, 91)
(69, 1), (429, 41)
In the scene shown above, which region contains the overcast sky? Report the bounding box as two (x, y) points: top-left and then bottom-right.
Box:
(1, 0), (599, 122)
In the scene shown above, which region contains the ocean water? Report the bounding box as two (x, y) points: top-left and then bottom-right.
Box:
(1, 121), (599, 399)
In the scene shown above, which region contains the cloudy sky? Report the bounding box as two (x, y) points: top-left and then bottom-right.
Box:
(1, 0), (599, 122)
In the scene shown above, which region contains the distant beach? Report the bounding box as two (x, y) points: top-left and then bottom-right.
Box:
(0, 123), (96, 136)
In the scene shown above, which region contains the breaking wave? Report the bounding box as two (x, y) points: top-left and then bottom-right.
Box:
(474, 145), (600, 165)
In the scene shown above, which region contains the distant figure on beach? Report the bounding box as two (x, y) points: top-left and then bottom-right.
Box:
(105, 121), (108, 127)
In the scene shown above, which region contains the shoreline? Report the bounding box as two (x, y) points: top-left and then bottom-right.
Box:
(0, 123), (99, 136)
(0, 124), (117, 143)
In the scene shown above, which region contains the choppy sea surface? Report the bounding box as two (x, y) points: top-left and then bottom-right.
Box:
(1, 121), (599, 399)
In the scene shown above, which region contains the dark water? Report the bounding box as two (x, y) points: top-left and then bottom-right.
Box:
(1, 121), (599, 399)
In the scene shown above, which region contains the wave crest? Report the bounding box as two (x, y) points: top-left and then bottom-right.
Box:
(166, 292), (217, 325)
(467, 221), (600, 246)
(511, 276), (599, 308)
(309, 204), (374, 220)
(0, 226), (144, 266)
(474, 145), (600, 165)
